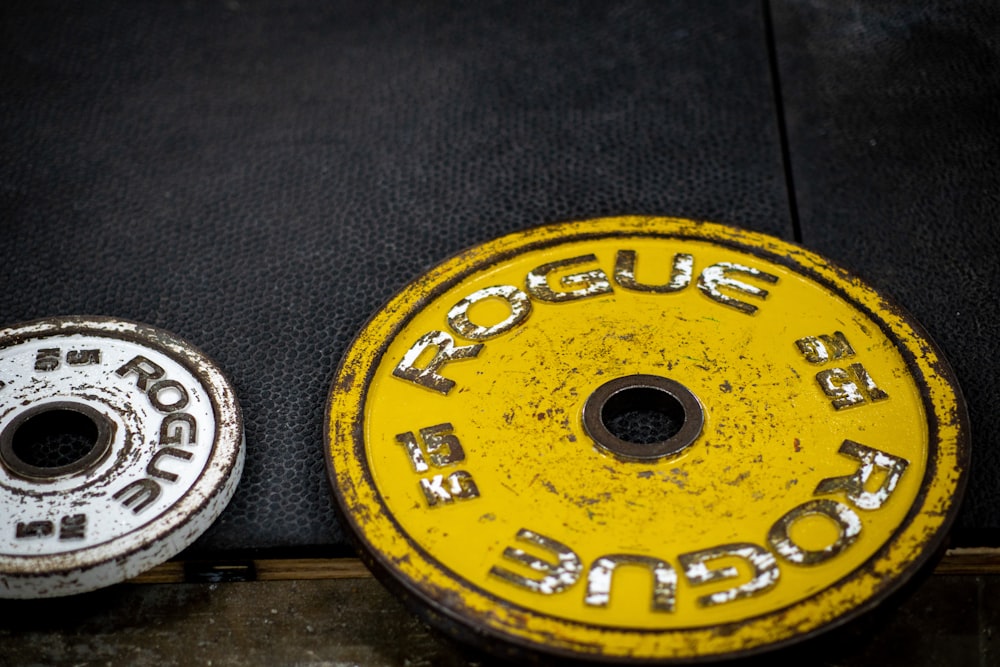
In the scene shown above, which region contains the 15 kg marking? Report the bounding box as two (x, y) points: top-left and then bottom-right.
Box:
(396, 423), (479, 507)
(795, 331), (888, 410)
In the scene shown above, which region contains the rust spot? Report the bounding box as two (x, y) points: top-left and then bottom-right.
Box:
(793, 438), (802, 453)
(335, 371), (356, 393)
(725, 471), (750, 486)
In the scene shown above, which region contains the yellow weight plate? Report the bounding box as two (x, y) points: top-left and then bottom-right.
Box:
(325, 217), (968, 662)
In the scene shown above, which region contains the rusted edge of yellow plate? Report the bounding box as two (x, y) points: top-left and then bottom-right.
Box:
(325, 216), (969, 663)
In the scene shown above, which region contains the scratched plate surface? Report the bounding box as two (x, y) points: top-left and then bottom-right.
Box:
(326, 217), (968, 662)
(0, 318), (244, 598)
(0, 0), (796, 554)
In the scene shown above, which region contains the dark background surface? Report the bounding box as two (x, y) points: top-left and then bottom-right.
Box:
(1, 572), (998, 666)
(1, 0), (997, 560)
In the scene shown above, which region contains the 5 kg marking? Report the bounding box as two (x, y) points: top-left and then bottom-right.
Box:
(15, 514), (87, 541)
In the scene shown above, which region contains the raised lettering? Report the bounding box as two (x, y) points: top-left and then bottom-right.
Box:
(816, 367), (863, 408)
(614, 250), (693, 293)
(795, 331), (855, 364)
(58, 514), (87, 540)
(447, 285), (532, 340)
(147, 379), (189, 412)
(116, 355), (165, 391)
(147, 447), (194, 483)
(815, 440), (909, 510)
(446, 470), (479, 500)
(525, 254), (613, 303)
(160, 413), (197, 447)
(585, 554), (676, 612)
(697, 262), (778, 315)
(34, 348), (61, 372)
(113, 479), (161, 514)
(15, 520), (54, 539)
(768, 499), (861, 565)
(419, 474), (451, 505)
(66, 349), (101, 366)
(678, 543), (780, 607)
(490, 528), (583, 595)
(396, 431), (430, 473)
(419, 470), (479, 506)
(817, 363), (888, 410)
(848, 362), (889, 402)
(419, 423), (465, 467)
(392, 331), (482, 395)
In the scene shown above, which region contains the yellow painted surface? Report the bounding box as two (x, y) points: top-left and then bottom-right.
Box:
(327, 217), (967, 661)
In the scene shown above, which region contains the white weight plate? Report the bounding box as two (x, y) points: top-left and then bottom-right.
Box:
(0, 317), (244, 598)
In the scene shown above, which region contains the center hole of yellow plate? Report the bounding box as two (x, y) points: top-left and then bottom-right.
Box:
(583, 374), (705, 462)
(602, 387), (685, 444)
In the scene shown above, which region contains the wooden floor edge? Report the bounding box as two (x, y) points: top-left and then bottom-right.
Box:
(127, 549), (1000, 585)
(933, 547), (1000, 574)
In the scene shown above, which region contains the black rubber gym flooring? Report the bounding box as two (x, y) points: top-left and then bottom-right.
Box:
(1, 1), (997, 663)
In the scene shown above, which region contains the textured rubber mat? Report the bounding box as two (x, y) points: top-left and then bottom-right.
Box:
(1, 0), (995, 553)
(773, 0), (1000, 543)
